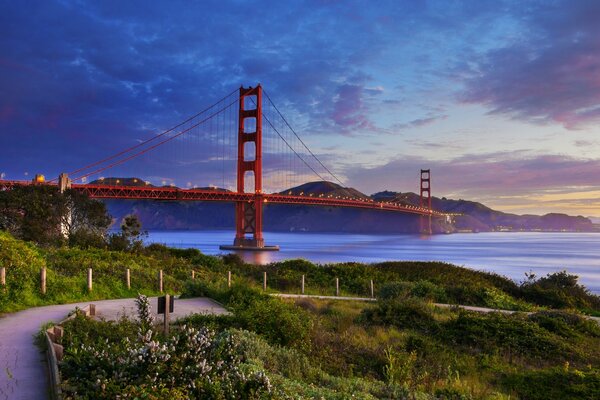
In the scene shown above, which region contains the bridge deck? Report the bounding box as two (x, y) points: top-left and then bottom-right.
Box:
(0, 180), (444, 216)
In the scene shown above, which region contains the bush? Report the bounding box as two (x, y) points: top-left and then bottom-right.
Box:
(528, 310), (600, 338)
(183, 283), (314, 350)
(411, 280), (447, 302)
(443, 311), (571, 360)
(360, 298), (439, 333)
(0, 231), (46, 308)
(501, 367), (600, 400)
(379, 281), (413, 300)
(520, 271), (600, 312)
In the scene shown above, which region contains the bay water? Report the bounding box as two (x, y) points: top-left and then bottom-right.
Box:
(146, 231), (600, 294)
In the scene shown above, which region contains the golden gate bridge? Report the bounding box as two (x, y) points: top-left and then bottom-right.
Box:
(0, 85), (446, 250)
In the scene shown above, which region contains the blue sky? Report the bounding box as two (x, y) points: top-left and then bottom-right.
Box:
(1, 0), (600, 216)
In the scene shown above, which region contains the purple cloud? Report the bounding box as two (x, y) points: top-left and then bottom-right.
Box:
(461, 1), (600, 129)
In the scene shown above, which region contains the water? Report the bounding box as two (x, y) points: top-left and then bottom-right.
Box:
(146, 230), (600, 294)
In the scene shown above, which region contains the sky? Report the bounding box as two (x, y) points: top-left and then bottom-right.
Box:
(1, 0), (600, 216)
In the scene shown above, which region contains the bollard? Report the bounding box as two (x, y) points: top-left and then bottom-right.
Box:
(228, 271), (231, 288)
(0, 267), (5, 288)
(40, 267), (47, 294)
(263, 271), (267, 291)
(301, 274), (305, 295)
(370, 280), (374, 298)
(87, 268), (93, 292)
(191, 270), (195, 280)
(126, 268), (131, 289)
(335, 277), (339, 297)
(164, 293), (170, 335)
(158, 270), (163, 293)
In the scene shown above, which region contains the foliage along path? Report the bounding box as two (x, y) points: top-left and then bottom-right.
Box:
(272, 293), (600, 324)
(0, 297), (227, 400)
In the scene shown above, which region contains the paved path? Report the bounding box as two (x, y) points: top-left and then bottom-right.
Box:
(0, 297), (227, 400)
(272, 293), (600, 324)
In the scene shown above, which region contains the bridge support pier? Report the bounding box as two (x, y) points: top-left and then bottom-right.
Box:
(220, 85), (279, 252)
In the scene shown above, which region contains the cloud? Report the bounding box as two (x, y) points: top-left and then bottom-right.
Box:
(392, 114), (448, 131)
(461, 1), (600, 129)
(344, 152), (600, 214)
(330, 84), (372, 130)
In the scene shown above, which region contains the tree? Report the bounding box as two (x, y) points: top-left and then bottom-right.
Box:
(108, 214), (146, 252)
(0, 185), (111, 247)
(63, 189), (112, 248)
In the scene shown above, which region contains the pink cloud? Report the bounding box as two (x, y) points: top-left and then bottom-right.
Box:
(461, 3), (600, 129)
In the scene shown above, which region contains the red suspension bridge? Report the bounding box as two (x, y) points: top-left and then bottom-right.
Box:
(0, 85), (446, 250)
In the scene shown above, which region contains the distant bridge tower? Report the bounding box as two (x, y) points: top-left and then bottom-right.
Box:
(420, 169), (432, 235)
(221, 85), (278, 251)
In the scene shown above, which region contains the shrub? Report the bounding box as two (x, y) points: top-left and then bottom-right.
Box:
(443, 311), (571, 360)
(183, 283), (314, 350)
(360, 298), (439, 333)
(379, 281), (413, 300)
(411, 280), (447, 302)
(528, 310), (600, 338)
(501, 367), (600, 400)
(520, 271), (600, 311)
(0, 231), (46, 307)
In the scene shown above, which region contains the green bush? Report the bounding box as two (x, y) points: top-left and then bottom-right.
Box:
(360, 298), (440, 333)
(411, 280), (448, 302)
(520, 271), (600, 312)
(0, 231), (46, 308)
(501, 367), (600, 400)
(443, 311), (571, 360)
(379, 281), (413, 300)
(528, 310), (600, 338)
(183, 283), (314, 350)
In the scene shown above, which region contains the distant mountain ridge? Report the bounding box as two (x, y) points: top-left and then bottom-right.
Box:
(97, 178), (595, 233)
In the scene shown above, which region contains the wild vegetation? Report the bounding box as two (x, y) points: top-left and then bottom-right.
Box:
(52, 279), (600, 399)
(2, 187), (600, 398)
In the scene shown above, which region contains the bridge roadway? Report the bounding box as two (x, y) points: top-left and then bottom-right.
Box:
(0, 180), (445, 217)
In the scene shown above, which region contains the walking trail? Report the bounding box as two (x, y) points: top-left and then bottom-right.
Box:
(0, 297), (227, 400)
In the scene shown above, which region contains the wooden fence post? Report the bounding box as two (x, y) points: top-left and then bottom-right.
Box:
(263, 271), (267, 291)
(335, 277), (339, 297)
(370, 279), (374, 298)
(164, 293), (170, 335)
(228, 271), (231, 288)
(126, 268), (131, 289)
(87, 268), (93, 292)
(301, 274), (305, 295)
(40, 267), (47, 294)
(0, 267), (5, 289)
(191, 270), (195, 280)
(158, 270), (163, 293)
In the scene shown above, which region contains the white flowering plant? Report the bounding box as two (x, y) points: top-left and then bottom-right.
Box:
(60, 294), (272, 399)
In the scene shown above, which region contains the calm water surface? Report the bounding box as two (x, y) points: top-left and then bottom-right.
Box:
(146, 231), (600, 293)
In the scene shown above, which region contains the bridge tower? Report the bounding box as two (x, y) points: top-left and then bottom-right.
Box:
(221, 85), (279, 251)
(419, 169), (432, 235)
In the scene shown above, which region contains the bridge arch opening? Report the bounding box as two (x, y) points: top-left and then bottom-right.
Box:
(244, 141), (256, 162)
(243, 117), (256, 134)
(242, 95), (257, 110)
(243, 170), (255, 194)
